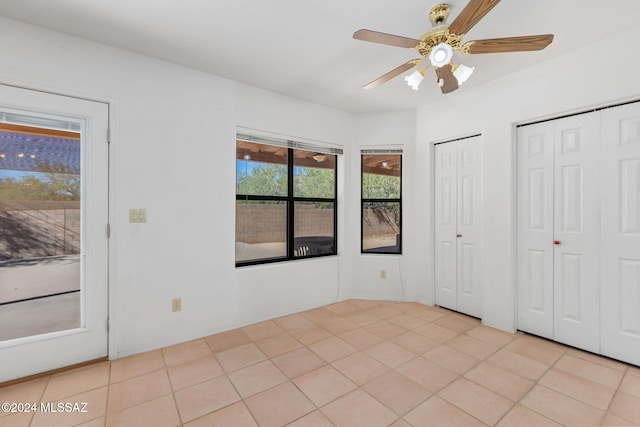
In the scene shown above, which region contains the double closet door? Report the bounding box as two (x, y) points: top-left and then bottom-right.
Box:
(517, 114), (600, 353)
(434, 136), (483, 318)
(517, 102), (640, 365)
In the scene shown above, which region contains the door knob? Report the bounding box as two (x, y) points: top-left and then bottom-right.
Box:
(554, 240), (561, 245)
(456, 234), (462, 238)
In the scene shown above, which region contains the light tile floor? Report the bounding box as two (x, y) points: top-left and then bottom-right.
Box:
(1, 300), (640, 426)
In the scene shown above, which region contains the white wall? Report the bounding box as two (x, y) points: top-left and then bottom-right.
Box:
(414, 24), (640, 332)
(0, 17), (353, 359)
(350, 111), (421, 302)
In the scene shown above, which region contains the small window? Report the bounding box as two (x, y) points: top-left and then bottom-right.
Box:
(361, 153), (402, 254)
(236, 139), (338, 266)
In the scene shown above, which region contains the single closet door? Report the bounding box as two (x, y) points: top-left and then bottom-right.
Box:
(434, 136), (482, 318)
(600, 102), (640, 366)
(517, 113), (601, 353)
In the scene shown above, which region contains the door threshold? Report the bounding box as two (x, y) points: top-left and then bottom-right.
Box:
(0, 357), (108, 388)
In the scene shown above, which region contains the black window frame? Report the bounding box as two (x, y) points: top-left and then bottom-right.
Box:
(236, 141), (338, 267)
(361, 153), (402, 255)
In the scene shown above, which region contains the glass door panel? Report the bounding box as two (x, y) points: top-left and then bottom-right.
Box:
(0, 122), (82, 341)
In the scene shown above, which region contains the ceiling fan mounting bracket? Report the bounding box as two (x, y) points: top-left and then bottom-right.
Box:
(429, 3), (451, 26)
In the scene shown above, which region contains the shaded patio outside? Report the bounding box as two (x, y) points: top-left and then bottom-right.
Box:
(0, 122), (82, 341)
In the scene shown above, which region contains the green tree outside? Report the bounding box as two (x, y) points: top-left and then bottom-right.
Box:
(236, 163), (287, 197)
(237, 163), (336, 203)
(0, 162), (80, 202)
(295, 167), (334, 199)
(362, 172), (400, 199)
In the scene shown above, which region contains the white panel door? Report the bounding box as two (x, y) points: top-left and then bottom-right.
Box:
(601, 102), (640, 365)
(0, 85), (109, 382)
(435, 137), (482, 317)
(517, 113), (600, 352)
(457, 138), (482, 317)
(435, 142), (458, 311)
(552, 115), (600, 352)
(517, 125), (554, 339)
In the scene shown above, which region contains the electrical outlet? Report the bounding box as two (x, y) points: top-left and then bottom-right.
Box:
(380, 269), (387, 279)
(172, 298), (182, 312)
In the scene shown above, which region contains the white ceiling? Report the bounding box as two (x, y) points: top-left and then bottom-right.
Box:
(1, 0), (639, 113)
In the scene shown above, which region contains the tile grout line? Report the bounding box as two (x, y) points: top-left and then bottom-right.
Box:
(500, 341), (566, 426)
(457, 328), (524, 427)
(547, 346), (625, 416)
(161, 347), (186, 427)
(601, 364), (629, 425)
(99, 363), (111, 426)
(515, 343), (627, 426)
(28, 372), (50, 427)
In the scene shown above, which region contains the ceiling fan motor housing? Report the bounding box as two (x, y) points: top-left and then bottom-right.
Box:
(417, 28), (463, 60)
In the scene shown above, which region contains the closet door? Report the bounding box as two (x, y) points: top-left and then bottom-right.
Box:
(435, 137), (482, 318)
(517, 113), (600, 352)
(601, 102), (640, 365)
(457, 138), (483, 316)
(552, 114), (600, 352)
(517, 124), (554, 339)
(435, 142), (458, 311)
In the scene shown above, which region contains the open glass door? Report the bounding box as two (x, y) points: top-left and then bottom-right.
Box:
(0, 85), (109, 382)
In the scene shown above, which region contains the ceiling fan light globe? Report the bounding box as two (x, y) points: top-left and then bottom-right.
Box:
(453, 64), (475, 84)
(404, 70), (424, 90)
(429, 42), (453, 68)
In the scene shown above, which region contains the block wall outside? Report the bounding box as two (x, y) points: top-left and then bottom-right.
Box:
(236, 203), (334, 244)
(0, 201), (81, 261)
(236, 203), (398, 243)
(1, 201), (401, 257)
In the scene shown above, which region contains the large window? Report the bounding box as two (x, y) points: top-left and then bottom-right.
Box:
(361, 152), (402, 254)
(236, 138), (338, 266)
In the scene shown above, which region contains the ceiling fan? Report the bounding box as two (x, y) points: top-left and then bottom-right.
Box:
(353, 0), (554, 94)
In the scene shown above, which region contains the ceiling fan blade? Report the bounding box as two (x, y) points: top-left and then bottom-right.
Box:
(463, 34), (554, 54)
(448, 0), (501, 36)
(435, 64), (459, 94)
(353, 29), (421, 49)
(363, 60), (420, 90)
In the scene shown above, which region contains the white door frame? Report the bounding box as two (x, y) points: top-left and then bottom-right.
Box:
(0, 83), (111, 381)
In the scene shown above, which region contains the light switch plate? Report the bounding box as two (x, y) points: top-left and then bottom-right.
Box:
(129, 208), (147, 223)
